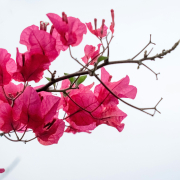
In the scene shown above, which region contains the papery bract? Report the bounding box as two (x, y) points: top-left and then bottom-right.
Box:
(40, 95), (60, 124)
(35, 118), (65, 145)
(20, 25), (39, 50)
(81, 44), (101, 65)
(60, 82), (100, 133)
(20, 25), (59, 61)
(13, 49), (50, 83)
(96, 105), (126, 132)
(0, 102), (20, 133)
(52, 28), (69, 52)
(47, 13), (87, 48)
(94, 67), (137, 106)
(93, 67), (137, 131)
(13, 86), (42, 129)
(0, 49), (13, 86)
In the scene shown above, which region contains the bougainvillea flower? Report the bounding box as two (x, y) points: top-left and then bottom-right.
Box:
(81, 44), (102, 65)
(94, 67), (137, 106)
(13, 86), (42, 129)
(0, 49), (13, 86)
(60, 81), (101, 133)
(13, 48), (50, 83)
(20, 25), (59, 61)
(110, 9), (115, 34)
(20, 25), (39, 50)
(92, 67), (137, 131)
(86, 19), (108, 38)
(40, 95), (60, 124)
(51, 28), (69, 52)
(0, 102), (20, 133)
(47, 12), (87, 49)
(0, 168), (5, 173)
(35, 118), (65, 145)
(13, 86), (61, 132)
(0, 82), (24, 104)
(96, 105), (126, 132)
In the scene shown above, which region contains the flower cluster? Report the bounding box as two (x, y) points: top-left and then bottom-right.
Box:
(0, 10), (137, 146)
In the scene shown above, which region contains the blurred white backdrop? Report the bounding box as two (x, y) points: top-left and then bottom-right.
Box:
(0, 0), (180, 179)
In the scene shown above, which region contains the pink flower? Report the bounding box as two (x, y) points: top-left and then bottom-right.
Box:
(13, 86), (42, 129)
(47, 12), (87, 49)
(0, 49), (13, 86)
(12, 86), (63, 145)
(96, 104), (126, 132)
(0, 168), (5, 173)
(35, 118), (65, 146)
(0, 102), (20, 133)
(81, 44), (102, 65)
(94, 67), (137, 131)
(20, 25), (59, 62)
(40, 94), (61, 124)
(86, 19), (108, 38)
(60, 81), (100, 133)
(13, 48), (50, 83)
(94, 67), (137, 106)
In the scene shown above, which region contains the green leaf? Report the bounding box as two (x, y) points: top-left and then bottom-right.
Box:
(97, 56), (108, 63)
(64, 73), (75, 84)
(45, 77), (51, 81)
(76, 75), (87, 86)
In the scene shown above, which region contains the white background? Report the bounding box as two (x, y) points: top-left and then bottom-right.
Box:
(0, 0), (180, 179)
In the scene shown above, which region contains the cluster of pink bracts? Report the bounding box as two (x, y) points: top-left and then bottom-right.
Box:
(0, 10), (137, 146)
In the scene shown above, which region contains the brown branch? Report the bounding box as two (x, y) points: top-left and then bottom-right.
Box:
(36, 39), (179, 92)
(141, 63), (160, 80)
(131, 34), (156, 60)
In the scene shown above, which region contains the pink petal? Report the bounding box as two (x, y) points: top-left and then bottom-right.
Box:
(40, 95), (60, 124)
(96, 105), (127, 132)
(81, 45), (96, 64)
(13, 51), (51, 83)
(47, 13), (68, 35)
(0, 49), (12, 85)
(28, 30), (59, 61)
(101, 67), (112, 83)
(86, 22), (98, 37)
(52, 28), (68, 52)
(0, 168), (5, 173)
(0, 103), (20, 133)
(90, 44), (102, 65)
(47, 13), (87, 47)
(20, 25), (39, 50)
(13, 86), (42, 129)
(36, 119), (65, 146)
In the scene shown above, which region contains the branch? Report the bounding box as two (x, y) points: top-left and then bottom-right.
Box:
(36, 39), (180, 92)
(131, 34), (156, 60)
